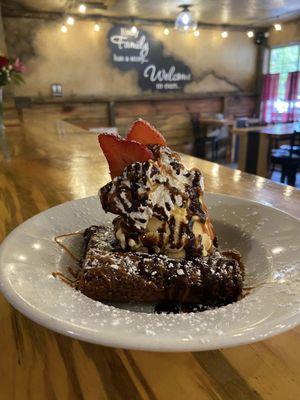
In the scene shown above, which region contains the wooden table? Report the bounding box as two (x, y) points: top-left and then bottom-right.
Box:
(200, 117), (233, 127)
(1, 111), (300, 400)
(199, 117), (233, 142)
(232, 122), (300, 177)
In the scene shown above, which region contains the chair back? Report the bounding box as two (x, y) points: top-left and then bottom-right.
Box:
(190, 113), (203, 139)
(289, 131), (300, 158)
(235, 118), (248, 128)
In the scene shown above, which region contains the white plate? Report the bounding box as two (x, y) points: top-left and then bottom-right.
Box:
(0, 193), (299, 352)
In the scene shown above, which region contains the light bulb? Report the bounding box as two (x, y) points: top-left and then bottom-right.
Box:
(274, 23), (282, 31)
(264, 31), (270, 38)
(94, 23), (100, 32)
(247, 30), (254, 38)
(174, 5), (197, 32)
(163, 27), (170, 35)
(194, 30), (200, 37)
(61, 24), (68, 33)
(66, 16), (75, 25)
(221, 31), (228, 38)
(182, 13), (190, 24)
(78, 4), (86, 13)
(131, 25), (137, 34)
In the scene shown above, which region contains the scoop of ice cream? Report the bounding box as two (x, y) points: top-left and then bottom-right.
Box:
(100, 145), (215, 258)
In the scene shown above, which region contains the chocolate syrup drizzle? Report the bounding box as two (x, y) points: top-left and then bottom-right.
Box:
(100, 145), (214, 258)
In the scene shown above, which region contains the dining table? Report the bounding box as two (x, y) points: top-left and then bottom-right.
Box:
(232, 122), (300, 177)
(0, 110), (300, 400)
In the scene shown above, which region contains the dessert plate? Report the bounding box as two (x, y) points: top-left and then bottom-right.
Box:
(0, 193), (299, 352)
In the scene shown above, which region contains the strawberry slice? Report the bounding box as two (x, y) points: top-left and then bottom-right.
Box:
(126, 119), (167, 146)
(98, 133), (153, 178)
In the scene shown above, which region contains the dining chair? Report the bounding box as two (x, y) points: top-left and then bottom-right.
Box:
(190, 114), (220, 161)
(270, 130), (300, 186)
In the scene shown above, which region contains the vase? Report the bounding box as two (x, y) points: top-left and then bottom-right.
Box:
(0, 87), (4, 130)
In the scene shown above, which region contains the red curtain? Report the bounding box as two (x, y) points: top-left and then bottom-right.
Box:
(260, 73), (280, 123)
(284, 71), (300, 122)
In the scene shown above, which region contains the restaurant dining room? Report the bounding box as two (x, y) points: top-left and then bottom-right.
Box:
(0, 0), (300, 399)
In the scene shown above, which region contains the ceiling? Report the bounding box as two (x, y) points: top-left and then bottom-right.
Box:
(2, 0), (300, 26)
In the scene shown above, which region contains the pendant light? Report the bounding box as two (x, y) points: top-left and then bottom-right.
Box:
(175, 5), (197, 32)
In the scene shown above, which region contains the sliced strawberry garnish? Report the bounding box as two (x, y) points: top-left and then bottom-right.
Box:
(98, 133), (153, 178)
(126, 119), (167, 146)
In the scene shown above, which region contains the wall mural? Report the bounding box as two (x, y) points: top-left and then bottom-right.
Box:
(2, 18), (252, 97)
(108, 25), (193, 92)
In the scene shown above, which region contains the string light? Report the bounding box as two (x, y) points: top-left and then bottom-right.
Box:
(194, 30), (200, 37)
(247, 30), (254, 38)
(274, 23), (282, 31)
(131, 25), (137, 34)
(163, 27), (170, 35)
(61, 24), (68, 33)
(66, 16), (75, 25)
(78, 3), (86, 13)
(221, 31), (228, 38)
(94, 23), (101, 32)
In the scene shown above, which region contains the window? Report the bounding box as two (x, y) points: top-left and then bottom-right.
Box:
(266, 44), (300, 120)
(269, 44), (300, 93)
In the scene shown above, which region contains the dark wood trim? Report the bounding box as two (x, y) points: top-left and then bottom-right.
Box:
(245, 131), (260, 173)
(107, 101), (116, 126)
(222, 96), (228, 116)
(22, 92), (256, 106)
(254, 43), (266, 116)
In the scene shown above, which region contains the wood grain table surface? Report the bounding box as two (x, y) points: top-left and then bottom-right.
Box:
(232, 122), (300, 136)
(258, 122), (300, 136)
(0, 111), (300, 400)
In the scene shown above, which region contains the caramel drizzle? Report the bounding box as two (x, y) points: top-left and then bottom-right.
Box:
(52, 271), (75, 287)
(54, 231), (83, 262)
(53, 231), (84, 285)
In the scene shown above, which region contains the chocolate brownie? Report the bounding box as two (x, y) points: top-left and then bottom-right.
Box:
(75, 226), (244, 307)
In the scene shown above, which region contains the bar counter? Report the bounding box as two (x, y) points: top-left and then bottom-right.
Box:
(0, 111), (300, 399)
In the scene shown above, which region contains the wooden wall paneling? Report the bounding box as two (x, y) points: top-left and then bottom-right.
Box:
(225, 95), (257, 118)
(115, 98), (223, 118)
(115, 102), (158, 118)
(114, 97), (225, 145)
(19, 94), (257, 146)
(30, 103), (109, 121)
(116, 114), (194, 144)
(184, 98), (223, 114)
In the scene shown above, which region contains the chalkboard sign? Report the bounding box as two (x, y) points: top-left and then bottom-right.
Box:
(108, 25), (192, 92)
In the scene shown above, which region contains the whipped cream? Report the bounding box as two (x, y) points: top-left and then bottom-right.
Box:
(100, 145), (215, 258)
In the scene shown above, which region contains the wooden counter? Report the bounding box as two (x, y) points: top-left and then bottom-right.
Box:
(0, 111), (300, 400)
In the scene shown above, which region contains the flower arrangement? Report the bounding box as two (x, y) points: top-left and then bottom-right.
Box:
(0, 55), (25, 128)
(0, 55), (25, 87)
